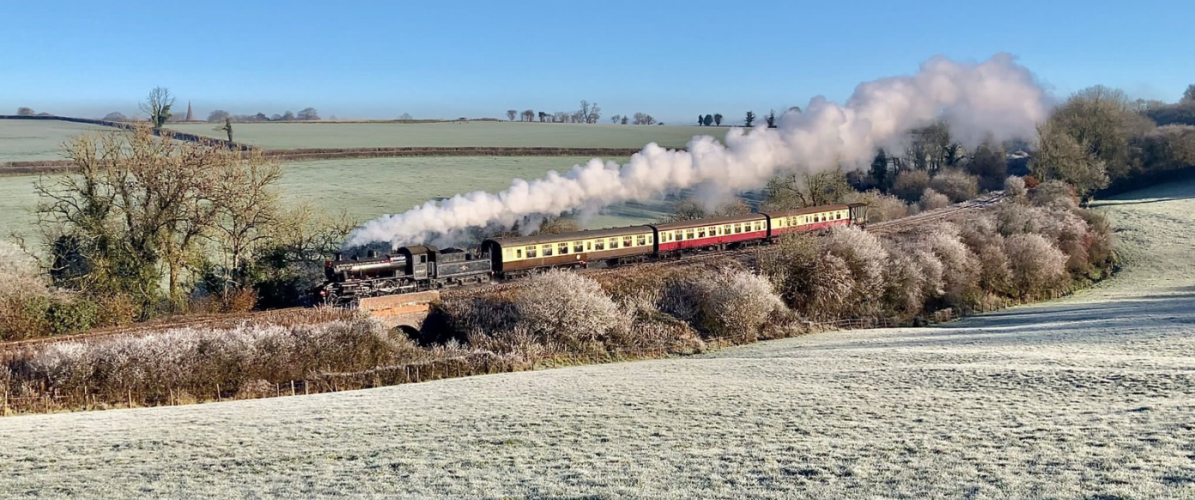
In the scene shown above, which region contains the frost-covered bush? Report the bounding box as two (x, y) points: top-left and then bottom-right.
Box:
(842, 190), (910, 223)
(892, 170), (931, 202)
(1004, 234), (1069, 298)
(1004, 176), (1028, 200)
(513, 270), (626, 342)
(920, 188), (951, 211)
(1031, 180), (1079, 210)
(916, 224), (981, 307)
(1033, 207), (1092, 272)
(996, 201), (1041, 236)
(929, 170), (979, 202)
(884, 242), (944, 315)
(12, 319), (405, 402)
(762, 234), (855, 321)
(823, 226), (889, 314)
(660, 269), (787, 339)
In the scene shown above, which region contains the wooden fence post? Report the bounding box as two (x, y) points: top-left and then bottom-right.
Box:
(127, 389), (133, 408)
(290, 380), (296, 397)
(216, 383), (221, 401)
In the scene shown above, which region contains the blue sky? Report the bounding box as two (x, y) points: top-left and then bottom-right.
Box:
(2, 0), (1190, 123)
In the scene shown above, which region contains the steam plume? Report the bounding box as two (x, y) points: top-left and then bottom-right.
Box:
(346, 54), (1049, 248)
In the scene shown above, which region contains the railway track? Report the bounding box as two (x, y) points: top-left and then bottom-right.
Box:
(2, 193), (1007, 351)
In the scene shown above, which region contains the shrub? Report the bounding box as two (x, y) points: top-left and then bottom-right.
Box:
(512, 270), (626, 343)
(1004, 176), (1028, 200)
(892, 170), (931, 202)
(1032, 180), (1079, 210)
(922, 226), (981, 307)
(660, 269), (786, 339)
(929, 170), (979, 202)
(842, 190), (909, 223)
(823, 227), (889, 315)
(1004, 234), (1068, 299)
(884, 243), (943, 315)
(763, 234), (855, 321)
(1022, 175), (1041, 189)
(46, 297), (98, 335)
(919, 188), (951, 211)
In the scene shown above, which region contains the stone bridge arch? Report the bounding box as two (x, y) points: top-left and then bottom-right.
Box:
(356, 291), (439, 335)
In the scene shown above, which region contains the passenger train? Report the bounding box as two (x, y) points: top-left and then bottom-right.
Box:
(319, 203), (867, 304)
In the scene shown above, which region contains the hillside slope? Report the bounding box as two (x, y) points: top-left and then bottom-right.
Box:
(2, 179), (1194, 499)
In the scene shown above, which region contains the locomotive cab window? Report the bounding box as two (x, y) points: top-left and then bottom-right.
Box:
(419, 255), (427, 263)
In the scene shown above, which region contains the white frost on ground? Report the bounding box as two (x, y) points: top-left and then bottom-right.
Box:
(2, 180), (1195, 499)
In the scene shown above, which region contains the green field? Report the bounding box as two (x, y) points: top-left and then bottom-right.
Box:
(168, 121), (721, 149)
(0, 156), (670, 243)
(0, 119), (111, 162)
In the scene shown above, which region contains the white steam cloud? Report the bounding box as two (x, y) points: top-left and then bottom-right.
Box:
(346, 54), (1049, 249)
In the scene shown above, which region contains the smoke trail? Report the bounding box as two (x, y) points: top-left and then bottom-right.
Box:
(346, 54), (1049, 249)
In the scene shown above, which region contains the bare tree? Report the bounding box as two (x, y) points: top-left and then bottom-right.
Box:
(506, 109), (517, 121)
(297, 107), (320, 121)
(16, 107), (35, 116)
(139, 87), (175, 128)
(580, 101), (591, 122)
(207, 110), (230, 123)
(745, 111), (755, 127)
(765, 109), (777, 128)
(610, 114), (621, 124)
(553, 111), (568, 123)
(621, 116), (628, 125)
(270, 114), (283, 121)
(570, 110), (584, 123)
(399, 113), (413, 120)
(587, 102), (601, 124)
(632, 112), (655, 125)
(1183, 84), (1195, 103)
(538, 111), (548, 122)
(282, 111), (295, 121)
(102, 112), (127, 122)
(522, 109), (535, 122)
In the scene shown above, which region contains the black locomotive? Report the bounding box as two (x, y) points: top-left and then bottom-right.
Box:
(318, 245), (491, 304)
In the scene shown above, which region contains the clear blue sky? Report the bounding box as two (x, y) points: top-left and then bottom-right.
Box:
(2, 0), (1190, 123)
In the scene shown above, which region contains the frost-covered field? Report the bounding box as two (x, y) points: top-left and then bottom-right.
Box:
(168, 121), (717, 149)
(2, 178), (1194, 499)
(0, 119), (110, 162)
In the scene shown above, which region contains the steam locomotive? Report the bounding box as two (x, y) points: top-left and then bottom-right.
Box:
(319, 203), (867, 305)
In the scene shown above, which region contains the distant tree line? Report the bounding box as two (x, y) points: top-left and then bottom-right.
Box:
(506, 100), (654, 125)
(206, 107), (320, 123)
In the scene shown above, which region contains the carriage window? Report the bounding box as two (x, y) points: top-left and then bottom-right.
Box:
(516, 249), (523, 259)
(686, 229), (695, 240)
(586, 241), (593, 250)
(595, 239), (605, 250)
(574, 242), (584, 253)
(609, 238), (619, 249)
(542, 245), (553, 257)
(697, 228), (706, 238)
(647, 235), (653, 244)
(637, 235), (646, 246)
(622, 236), (632, 247)
(559, 243), (569, 254)
(526, 246), (537, 258)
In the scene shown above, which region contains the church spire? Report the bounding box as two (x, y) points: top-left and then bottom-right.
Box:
(185, 101), (193, 122)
